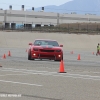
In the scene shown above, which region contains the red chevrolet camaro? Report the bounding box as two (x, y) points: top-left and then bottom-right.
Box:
(28, 39), (63, 61)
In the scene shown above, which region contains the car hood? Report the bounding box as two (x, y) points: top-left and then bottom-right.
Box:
(32, 45), (62, 50)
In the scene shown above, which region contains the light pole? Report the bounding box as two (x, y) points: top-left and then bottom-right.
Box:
(88, 14), (90, 23)
(87, 14), (90, 33)
(25, 10), (26, 29)
(9, 11), (11, 29)
(61, 15), (64, 24)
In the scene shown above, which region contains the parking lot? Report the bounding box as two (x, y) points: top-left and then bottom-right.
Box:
(0, 47), (100, 100)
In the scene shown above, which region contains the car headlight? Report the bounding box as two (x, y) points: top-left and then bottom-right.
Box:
(33, 48), (38, 51)
(56, 50), (61, 52)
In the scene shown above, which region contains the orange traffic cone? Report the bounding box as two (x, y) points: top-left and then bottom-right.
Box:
(2, 54), (6, 59)
(8, 51), (11, 56)
(77, 54), (81, 60)
(59, 60), (66, 73)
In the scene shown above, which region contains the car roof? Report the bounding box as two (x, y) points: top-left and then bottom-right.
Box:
(35, 39), (57, 41)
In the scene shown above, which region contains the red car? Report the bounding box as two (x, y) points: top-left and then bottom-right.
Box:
(28, 39), (63, 61)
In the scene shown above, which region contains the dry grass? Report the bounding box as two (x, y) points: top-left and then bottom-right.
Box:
(56, 23), (100, 30)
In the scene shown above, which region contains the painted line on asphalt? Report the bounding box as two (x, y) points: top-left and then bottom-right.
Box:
(0, 68), (57, 75)
(0, 69), (56, 76)
(0, 73), (30, 76)
(0, 80), (43, 86)
(2, 68), (48, 73)
(65, 73), (100, 78)
(0, 68), (100, 81)
(1, 67), (100, 78)
(53, 74), (100, 81)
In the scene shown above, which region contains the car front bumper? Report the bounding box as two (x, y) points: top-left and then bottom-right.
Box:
(31, 51), (62, 60)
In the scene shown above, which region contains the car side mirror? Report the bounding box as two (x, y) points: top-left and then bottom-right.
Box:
(29, 43), (32, 45)
(60, 45), (63, 47)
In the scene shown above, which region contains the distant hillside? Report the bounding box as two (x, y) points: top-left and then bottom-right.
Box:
(29, 0), (100, 15)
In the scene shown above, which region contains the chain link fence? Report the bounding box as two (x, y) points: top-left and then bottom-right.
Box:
(0, 23), (100, 34)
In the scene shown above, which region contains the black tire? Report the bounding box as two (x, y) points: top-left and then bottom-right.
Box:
(28, 50), (34, 60)
(28, 52), (31, 60)
(62, 55), (63, 60)
(55, 59), (61, 62)
(55, 55), (63, 62)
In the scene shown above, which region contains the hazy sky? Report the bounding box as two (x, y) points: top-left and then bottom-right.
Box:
(0, 0), (72, 10)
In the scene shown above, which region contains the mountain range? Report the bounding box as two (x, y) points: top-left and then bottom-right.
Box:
(29, 0), (100, 15)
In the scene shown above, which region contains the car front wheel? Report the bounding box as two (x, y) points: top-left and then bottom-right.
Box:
(55, 55), (63, 62)
(28, 50), (32, 60)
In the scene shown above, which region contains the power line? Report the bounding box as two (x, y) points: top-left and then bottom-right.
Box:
(0, 2), (100, 13)
(45, 8), (100, 12)
(0, 2), (31, 7)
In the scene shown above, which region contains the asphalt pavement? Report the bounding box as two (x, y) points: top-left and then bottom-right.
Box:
(0, 47), (100, 100)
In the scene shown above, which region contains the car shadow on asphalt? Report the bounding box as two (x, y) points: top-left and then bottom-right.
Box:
(29, 59), (60, 62)
(0, 92), (62, 100)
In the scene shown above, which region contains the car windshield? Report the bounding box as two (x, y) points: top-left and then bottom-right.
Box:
(34, 40), (59, 47)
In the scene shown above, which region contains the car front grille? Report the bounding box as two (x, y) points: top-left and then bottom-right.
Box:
(40, 55), (55, 58)
(40, 49), (55, 52)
